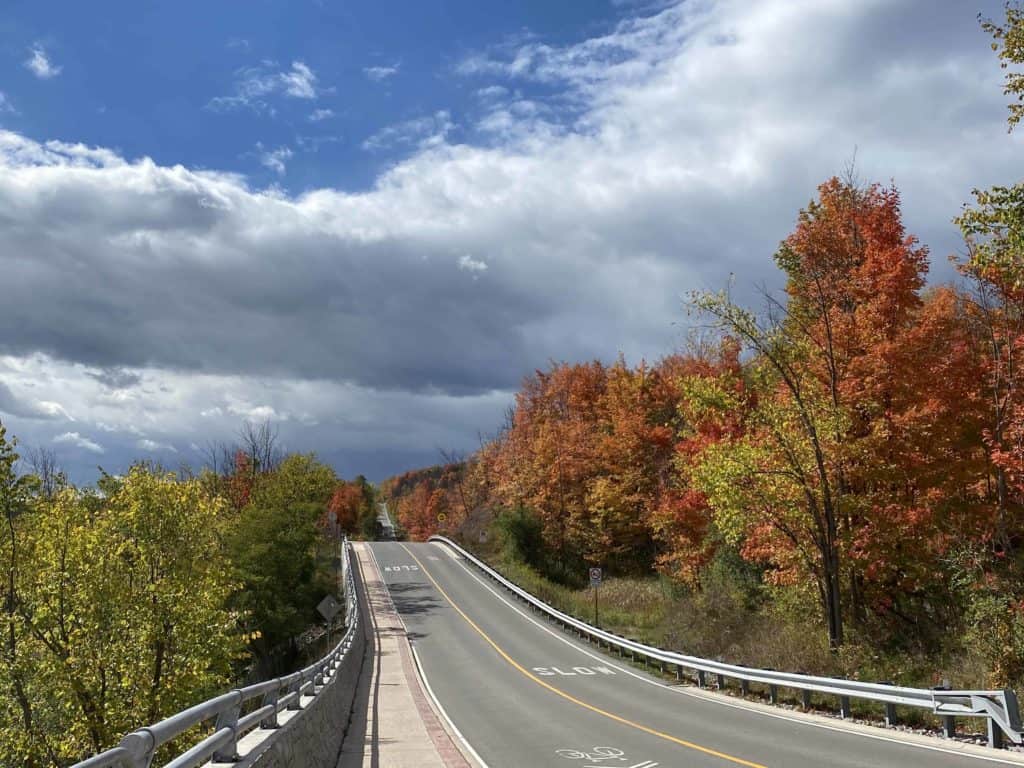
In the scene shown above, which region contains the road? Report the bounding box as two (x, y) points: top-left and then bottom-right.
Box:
(368, 541), (1022, 768)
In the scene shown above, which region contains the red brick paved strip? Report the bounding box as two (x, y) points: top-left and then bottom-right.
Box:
(396, 635), (473, 768)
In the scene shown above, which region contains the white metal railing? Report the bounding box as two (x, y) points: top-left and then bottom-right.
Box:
(71, 538), (361, 768)
(429, 535), (1024, 750)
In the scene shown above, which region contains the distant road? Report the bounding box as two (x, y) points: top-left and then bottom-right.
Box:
(369, 541), (1023, 768)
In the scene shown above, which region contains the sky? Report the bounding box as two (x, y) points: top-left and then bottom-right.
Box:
(0, 0), (1020, 484)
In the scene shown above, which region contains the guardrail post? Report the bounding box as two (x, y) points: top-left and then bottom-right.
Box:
(740, 679), (750, 696)
(769, 684), (778, 704)
(212, 691), (242, 762)
(932, 682), (956, 737)
(261, 681), (282, 728)
(879, 682), (897, 726)
(697, 670), (707, 688)
(287, 673), (304, 710)
(801, 688), (811, 710)
(989, 718), (1005, 749)
(839, 695), (851, 719)
(717, 673), (726, 690)
(676, 665), (683, 681)
(942, 716), (956, 738)
(118, 730), (156, 768)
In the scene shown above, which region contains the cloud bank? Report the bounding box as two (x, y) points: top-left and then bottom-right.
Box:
(0, 0), (1018, 480)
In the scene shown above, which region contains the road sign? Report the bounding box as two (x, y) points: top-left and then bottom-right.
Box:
(589, 567), (602, 587)
(437, 512), (447, 522)
(316, 594), (341, 622)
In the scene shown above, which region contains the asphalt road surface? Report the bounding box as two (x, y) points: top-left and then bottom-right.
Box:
(368, 541), (1022, 768)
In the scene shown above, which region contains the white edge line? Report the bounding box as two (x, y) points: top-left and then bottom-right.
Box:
(366, 542), (492, 768)
(410, 642), (493, 768)
(432, 541), (1024, 767)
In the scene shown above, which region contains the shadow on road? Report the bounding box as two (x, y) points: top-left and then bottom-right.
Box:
(386, 580), (444, 623)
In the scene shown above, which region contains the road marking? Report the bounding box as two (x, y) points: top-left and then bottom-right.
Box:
(400, 543), (766, 768)
(534, 666), (616, 676)
(435, 543), (1024, 767)
(556, 745), (658, 767)
(383, 564), (420, 572)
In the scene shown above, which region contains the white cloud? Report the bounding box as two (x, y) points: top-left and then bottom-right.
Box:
(295, 134), (343, 151)
(137, 438), (177, 453)
(280, 61), (317, 98)
(362, 110), (454, 151)
(0, 382), (71, 421)
(53, 432), (104, 454)
(364, 64), (400, 82)
(0, 93), (14, 114)
(458, 254), (488, 273)
(24, 44), (62, 80)
(35, 401), (72, 420)
(209, 60), (321, 112)
(476, 85), (510, 100)
(309, 108), (334, 122)
(257, 144), (293, 175)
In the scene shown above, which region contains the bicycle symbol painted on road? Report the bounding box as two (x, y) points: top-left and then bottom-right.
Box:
(555, 746), (658, 768)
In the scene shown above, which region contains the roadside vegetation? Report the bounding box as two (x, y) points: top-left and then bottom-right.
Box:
(0, 420), (378, 767)
(382, 4), (1024, 704)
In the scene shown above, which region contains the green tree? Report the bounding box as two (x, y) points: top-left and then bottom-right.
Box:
(0, 422), (44, 766)
(227, 454), (337, 665)
(0, 455), (243, 766)
(981, 2), (1024, 131)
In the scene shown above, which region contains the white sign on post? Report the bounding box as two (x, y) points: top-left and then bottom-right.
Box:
(589, 567), (602, 588)
(317, 594), (341, 622)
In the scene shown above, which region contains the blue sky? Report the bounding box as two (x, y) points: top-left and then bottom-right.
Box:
(1, 0), (633, 192)
(0, 0), (1020, 484)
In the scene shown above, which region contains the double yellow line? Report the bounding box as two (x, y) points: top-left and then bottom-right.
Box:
(400, 543), (766, 768)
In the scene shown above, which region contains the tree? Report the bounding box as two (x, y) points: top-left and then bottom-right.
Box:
(692, 177), (943, 649)
(0, 458), (243, 765)
(227, 453), (337, 666)
(647, 342), (747, 585)
(0, 422), (43, 765)
(981, 2), (1024, 131)
(952, 5), (1024, 552)
(326, 482), (364, 533)
(22, 447), (65, 500)
(238, 419), (282, 476)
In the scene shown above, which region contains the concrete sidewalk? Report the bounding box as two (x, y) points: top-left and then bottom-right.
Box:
(338, 542), (471, 768)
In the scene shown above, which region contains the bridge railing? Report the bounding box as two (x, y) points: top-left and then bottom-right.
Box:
(429, 534), (1024, 750)
(72, 538), (360, 768)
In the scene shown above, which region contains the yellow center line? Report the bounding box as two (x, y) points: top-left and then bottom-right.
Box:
(399, 543), (767, 768)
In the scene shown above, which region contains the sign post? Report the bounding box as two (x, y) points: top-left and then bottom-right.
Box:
(589, 567), (602, 627)
(317, 594), (341, 649)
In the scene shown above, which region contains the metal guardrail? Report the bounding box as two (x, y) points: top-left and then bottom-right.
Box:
(71, 538), (361, 768)
(429, 535), (1024, 750)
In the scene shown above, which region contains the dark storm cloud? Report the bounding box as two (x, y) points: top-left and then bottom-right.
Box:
(85, 367), (143, 390)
